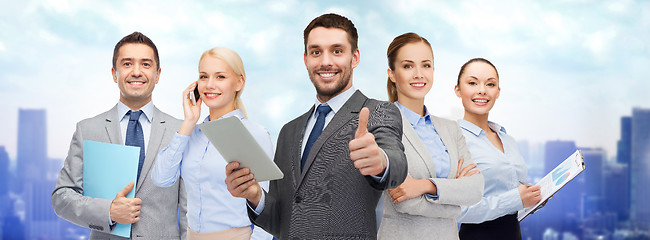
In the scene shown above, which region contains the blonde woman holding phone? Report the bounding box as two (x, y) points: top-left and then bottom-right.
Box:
(151, 47), (273, 240)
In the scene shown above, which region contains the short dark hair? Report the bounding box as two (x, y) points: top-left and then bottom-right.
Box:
(303, 13), (358, 53)
(112, 32), (160, 70)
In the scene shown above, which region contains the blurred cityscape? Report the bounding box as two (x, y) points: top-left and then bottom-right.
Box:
(0, 107), (649, 240)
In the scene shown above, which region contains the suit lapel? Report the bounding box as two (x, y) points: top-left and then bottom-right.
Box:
(104, 105), (122, 145)
(136, 107), (166, 193)
(298, 90), (366, 186)
(430, 116), (458, 179)
(397, 105), (436, 178)
(292, 108), (313, 187)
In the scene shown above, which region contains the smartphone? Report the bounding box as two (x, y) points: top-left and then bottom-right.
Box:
(190, 82), (200, 105)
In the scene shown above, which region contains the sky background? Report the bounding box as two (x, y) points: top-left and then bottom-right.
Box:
(1, 0), (648, 163)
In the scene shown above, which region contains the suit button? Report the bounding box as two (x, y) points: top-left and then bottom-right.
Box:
(295, 196), (302, 203)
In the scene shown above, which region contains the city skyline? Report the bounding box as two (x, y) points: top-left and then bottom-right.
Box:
(2, 107), (646, 239)
(1, 1), (650, 161)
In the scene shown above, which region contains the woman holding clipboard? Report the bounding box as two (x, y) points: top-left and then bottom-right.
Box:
(454, 58), (541, 240)
(151, 47), (273, 240)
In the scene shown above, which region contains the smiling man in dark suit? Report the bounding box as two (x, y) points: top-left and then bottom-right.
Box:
(225, 13), (407, 239)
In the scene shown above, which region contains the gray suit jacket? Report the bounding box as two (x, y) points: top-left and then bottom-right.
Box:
(378, 107), (484, 240)
(250, 90), (407, 239)
(51, 104), (188, 240)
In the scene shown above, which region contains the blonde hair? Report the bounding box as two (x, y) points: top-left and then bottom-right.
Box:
(199, 47), (247, 118)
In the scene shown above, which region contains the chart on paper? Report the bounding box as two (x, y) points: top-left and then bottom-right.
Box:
(518, 150), (585, 221)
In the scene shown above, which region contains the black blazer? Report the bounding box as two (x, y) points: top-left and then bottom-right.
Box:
(250, 90), (407, 239)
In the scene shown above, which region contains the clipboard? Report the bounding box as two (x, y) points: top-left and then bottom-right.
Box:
(518, 150), (585, 221)
(198, 116), (284, 181)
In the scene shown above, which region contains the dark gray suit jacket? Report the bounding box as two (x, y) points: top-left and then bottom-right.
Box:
(250, 90), (407, 239)
(51, 104), (188, 240)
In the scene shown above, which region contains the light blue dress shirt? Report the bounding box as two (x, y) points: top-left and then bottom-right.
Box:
(396, 102), (450, 179)
(151, 109), (273, 240)
(456, 120), (528, 224)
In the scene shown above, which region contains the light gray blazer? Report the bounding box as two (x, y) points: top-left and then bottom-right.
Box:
(378, 107), (484, 240)
(51, 104), (188, 240)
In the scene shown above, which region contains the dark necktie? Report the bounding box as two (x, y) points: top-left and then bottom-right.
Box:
(301, 104), (332, 171)
(126, 110), (146, 181)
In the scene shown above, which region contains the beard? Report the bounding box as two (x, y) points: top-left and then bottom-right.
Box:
(308, 65), (353, 101)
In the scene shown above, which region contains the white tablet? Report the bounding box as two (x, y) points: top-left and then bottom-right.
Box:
(198, 116), (284, 182)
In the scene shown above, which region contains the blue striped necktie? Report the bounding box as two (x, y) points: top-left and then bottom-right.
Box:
(301, 104), (332, 172)
(126, 110), (145, 181)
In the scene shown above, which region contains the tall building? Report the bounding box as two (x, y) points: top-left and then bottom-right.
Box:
(580, 147), (605, 219)
(616, 116), (632, 221)
(17, 109), (47, 182)
(603, 162), (629, 222)
(0, 146), (8, 198)
(631, 108), (650, 227)
(0, 146), (10, 236)
(17, 109), (60, 239)
(618, 116), (632, 165)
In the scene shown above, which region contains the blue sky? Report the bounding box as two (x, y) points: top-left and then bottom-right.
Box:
(1, 0), (648, 161)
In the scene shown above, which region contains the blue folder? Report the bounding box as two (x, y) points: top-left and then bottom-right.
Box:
(82, 140), (139, 238)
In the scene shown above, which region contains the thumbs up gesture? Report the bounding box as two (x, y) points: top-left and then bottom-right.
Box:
(349, 107), (387, 176)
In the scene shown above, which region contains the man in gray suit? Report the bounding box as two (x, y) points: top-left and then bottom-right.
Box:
(51, 32), (187, 240)
(225, 13), (407, 239)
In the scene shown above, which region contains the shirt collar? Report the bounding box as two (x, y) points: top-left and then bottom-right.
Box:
(311, 86), (356, 116)
(489, 121), (507, 134)
(458, 119), (507, 136)
(118, 100), (154, 123)
(395, 101), (431, 126)
(203, 108), (244, 123)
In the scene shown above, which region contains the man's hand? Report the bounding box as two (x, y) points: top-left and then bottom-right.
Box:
(349, 107), (387, 176)
(225, 162), (262, 208)
(110, 182), (142, 224)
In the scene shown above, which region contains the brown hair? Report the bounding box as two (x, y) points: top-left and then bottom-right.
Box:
(456, 58), (499, 87)
(112, 32), (160, 70)
(386, 32), (432, 102)
(303, 13), (358, 53)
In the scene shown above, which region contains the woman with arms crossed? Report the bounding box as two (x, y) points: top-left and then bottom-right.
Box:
(151, 47), (273, 240)
(377, 32), (484, 240)
(455, 58), (541, 240)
